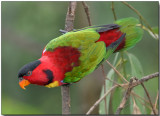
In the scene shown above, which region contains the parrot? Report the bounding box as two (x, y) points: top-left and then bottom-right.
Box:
(18, 17), (143, 89)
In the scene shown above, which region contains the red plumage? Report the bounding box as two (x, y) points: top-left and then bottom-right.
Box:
(34, 46), (81, 85)
(24, 29), (125, 86)
(97, 28), (125, 52)
(36, 29), (125, 85)
(43, 46), (80, 73)
(19, 25), (126, 87)
(23, 57), (53, 85)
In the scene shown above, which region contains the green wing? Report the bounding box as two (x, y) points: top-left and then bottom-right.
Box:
(45, 26), (125, 83)
(115, 17), (143, 51)
(63, 33), (125, 83)
(63, 40), (106, 83)
(45, 30), (106, 83)
(45, 29), (106, 83)
(45, 29), (99, 51)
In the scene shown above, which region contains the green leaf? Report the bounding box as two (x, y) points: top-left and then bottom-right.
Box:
(127, 53), (143, 78)
(109, 87), (124, 114)
(99, 53), (119, 114)
(127, 53), (147, 114)
(99, 52), (148, 114)
(99, 53), (128, 114)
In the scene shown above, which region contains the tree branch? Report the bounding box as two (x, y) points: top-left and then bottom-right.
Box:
(101, 64), (107, 114)
(61, 84), (71, 114)
(86, 72), (158, 114)
(141, 83), (157, 115)
(115, 78), (134, 114)
(151, 91), (159, 114)
(82, 1), (92, 26)
(111, 2), (117, 21)
(121, 1), (158, 39)
(86, 85), (119, 115)
(65, 1), (77, 31)
(124, 72), (159, 88)
(61, 1), (77, 114)
(115, 72), (159, 114)
(106, 60), (128, 83)
(154, 92), (159, 110)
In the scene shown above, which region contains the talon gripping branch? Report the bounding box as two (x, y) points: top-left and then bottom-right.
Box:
(18, 17), (143, 89)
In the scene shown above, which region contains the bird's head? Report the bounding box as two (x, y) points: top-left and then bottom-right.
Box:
(18, 59), (60, 89)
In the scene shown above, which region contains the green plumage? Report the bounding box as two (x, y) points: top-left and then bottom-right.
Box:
(46, 30), (109, 83)
(44, 17), (143, 83)
(115, 17), (143, 51)
(45, 30), (100, 51)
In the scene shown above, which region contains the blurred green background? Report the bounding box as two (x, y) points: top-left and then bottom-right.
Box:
(1, 1), (158, 114)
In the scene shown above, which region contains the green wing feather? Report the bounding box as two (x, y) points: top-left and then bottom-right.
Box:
(45, 29), (123, 83)
(44, 17), (141, 83)
(45, 29), (108, 83)
(64, 41), (106, 83)
(115, 17), (143, 51)
(63, 33), (125, 83)
(45, 30), (99, 51)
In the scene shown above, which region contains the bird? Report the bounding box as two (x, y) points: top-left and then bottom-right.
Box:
(18, 17), (143, 89)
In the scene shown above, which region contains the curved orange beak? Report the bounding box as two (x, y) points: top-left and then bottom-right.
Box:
(19, 78), (30, 90)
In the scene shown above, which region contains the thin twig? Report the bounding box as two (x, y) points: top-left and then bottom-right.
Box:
(115, 73), (159, 114)
(61, 1), (77, 114)
(105, 58), (127, 87)
(132, 95), (152, 112)
(82, 1), (92, 26)
(121, 1), (158, 39)
(106, 72), (155, 104)
(106, 76), (122, 87)
(154, 91), (159, 110)
(86, 85), (119, 115)
(101, 65), (107, 114)
(107, 72), (158, 104)
(86, 72), (158, 114)
(120, 52), (127, 78)
(123, 72), (159, 104)
(111, 2), (117, 21)
(115, 77), (134, 114)
(131, 91), (150, 104)
(132, 96), (141, 114)
(128, 72), (159, 88)
(137, 24), (158, 39)
(106, 60), (128, 83)
(141, 83), (157, 115)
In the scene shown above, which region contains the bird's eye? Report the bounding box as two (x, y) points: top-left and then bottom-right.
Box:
(26, 71), (32, 76)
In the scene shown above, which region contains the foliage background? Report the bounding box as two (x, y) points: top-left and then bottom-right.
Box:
(1, 1), (158, 114)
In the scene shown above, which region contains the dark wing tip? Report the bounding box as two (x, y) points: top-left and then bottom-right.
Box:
(96, 24), (120, 32)
(106, 33), (126, 50)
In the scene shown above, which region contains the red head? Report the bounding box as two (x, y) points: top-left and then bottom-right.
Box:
(18, 57), (63, 89)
